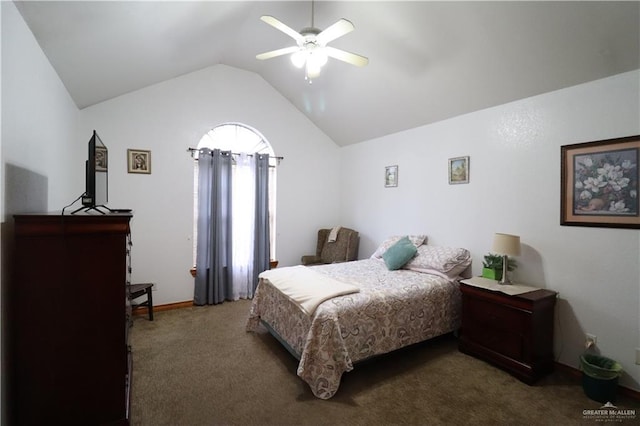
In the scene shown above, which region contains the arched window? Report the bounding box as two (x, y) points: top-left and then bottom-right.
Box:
(193, 123), (277, 265)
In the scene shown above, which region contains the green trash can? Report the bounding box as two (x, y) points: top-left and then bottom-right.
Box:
(580, 354), (623, 403)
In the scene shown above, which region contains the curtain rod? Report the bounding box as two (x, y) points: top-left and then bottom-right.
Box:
(187, 147), (284, 161)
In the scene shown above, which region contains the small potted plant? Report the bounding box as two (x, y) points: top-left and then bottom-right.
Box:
(482, 253), (517, 280)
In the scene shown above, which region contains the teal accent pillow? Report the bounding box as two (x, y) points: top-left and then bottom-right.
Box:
(382, 236), (418, 270)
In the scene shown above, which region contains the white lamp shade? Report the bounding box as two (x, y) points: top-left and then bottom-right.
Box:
(290, 50), (306, 68)
(492, 233), (521, 256)
(306, 61), (322, 79)
(309, 46), (328, 67)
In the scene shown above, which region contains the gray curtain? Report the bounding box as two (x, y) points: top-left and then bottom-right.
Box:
(195, 148), (232, 305)
(252, 153), (271, 296)
(195, 149), (271, 304)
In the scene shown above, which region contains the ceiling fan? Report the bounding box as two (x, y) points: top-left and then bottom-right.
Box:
(256, 2), (369, 82)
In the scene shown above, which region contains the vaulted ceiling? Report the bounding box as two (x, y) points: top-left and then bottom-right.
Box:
(14, 1), (640, 146)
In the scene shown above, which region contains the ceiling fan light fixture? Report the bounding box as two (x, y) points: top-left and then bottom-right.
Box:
(292, 45), (328, 82)
(306, 61), (322, 80)
(308, 46), (328, 68)
(291, 50), (306, 68)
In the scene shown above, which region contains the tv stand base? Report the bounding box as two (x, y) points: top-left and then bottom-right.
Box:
(71, 205), (111, 215)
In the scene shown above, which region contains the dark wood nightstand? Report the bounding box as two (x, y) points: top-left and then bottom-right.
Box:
(458, 278), (557, 384)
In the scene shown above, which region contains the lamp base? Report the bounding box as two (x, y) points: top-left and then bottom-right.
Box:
(499, 254), (511, 285)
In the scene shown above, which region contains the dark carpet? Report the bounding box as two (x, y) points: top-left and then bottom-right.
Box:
(129, 300), (638, 425)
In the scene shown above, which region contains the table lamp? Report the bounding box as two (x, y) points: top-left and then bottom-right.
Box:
(492, 233), (521, 285)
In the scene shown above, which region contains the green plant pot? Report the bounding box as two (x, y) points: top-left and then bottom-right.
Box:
(482, 267), (502, 281)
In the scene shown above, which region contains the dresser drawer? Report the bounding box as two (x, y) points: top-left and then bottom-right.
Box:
(463, 296), (527, 332)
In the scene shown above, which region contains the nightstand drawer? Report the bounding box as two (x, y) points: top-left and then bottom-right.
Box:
(464, 296), (526, 333)
(464, 321), (524, 360)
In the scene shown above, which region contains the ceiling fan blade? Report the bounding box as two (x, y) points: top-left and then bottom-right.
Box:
(260, 15), (304, 44)
(316, 18), (355, 45)
(256, 46), (299, 61)
(325, 47), (369, 67)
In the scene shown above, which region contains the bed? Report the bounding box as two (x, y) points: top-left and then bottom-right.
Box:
(246, 236), (471, 399)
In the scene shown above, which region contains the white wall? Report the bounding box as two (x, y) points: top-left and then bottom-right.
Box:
(1, 1), (80, 219)
(78, 64), (341, 306)
(340, 70), (640, 390)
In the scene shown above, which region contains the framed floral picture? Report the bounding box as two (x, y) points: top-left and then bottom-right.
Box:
(127, 149), (151, 174)
(448, 156), (469, 184)
(385, 165), (398, 187)
(560, 135), (639, 229)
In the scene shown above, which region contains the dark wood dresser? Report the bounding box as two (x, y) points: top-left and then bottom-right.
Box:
(8, 212), (132, 425)
(458, 279), (557, 384)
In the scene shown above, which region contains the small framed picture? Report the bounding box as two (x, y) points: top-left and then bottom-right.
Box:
(95, 146), (108, 172)
(127, 149), (151, 174)
(448, 156), (469, 184)
(385, 165), (398, 187)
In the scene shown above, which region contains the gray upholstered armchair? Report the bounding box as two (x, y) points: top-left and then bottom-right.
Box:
(301, 227), (359, 265)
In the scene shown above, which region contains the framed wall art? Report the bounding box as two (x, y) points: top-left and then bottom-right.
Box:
(448, 156), (469, 184)
(95, 146), (108, 172)
(127, 149), (151, 174)
(385, 165), (398, 187)
(560, 135), (639, 229)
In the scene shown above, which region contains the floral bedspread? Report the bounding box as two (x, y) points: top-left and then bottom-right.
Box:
(246, 259), (461, 399)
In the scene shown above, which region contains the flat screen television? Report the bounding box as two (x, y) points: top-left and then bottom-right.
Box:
(74, 130), (108, 213)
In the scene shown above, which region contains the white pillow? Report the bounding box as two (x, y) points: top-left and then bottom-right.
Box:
(403, 245), (471, 280)
(370, 235), (427, 259)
